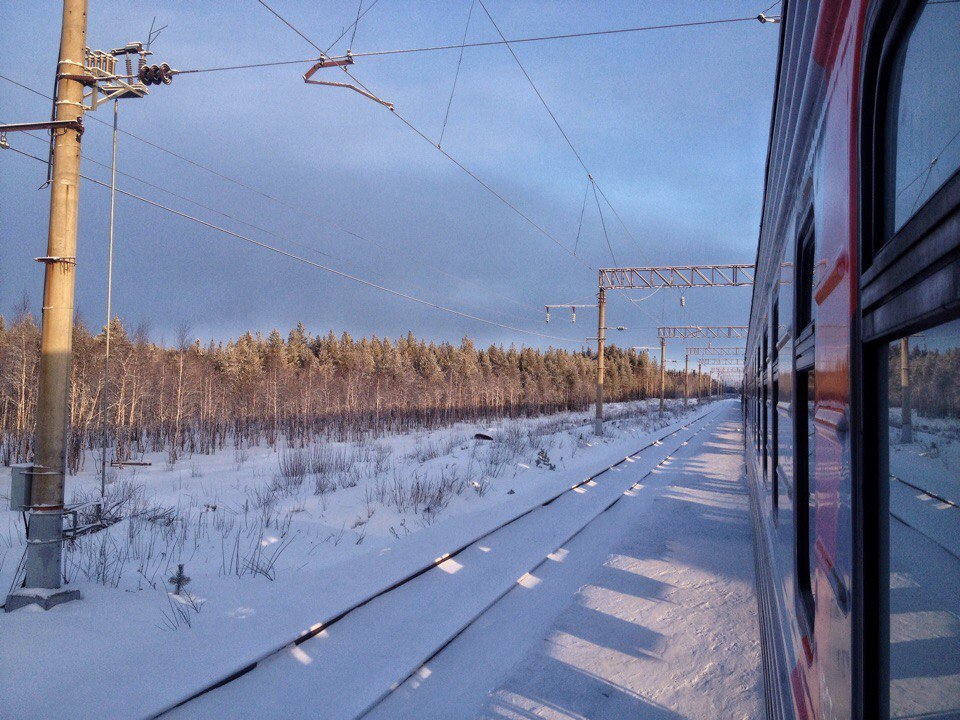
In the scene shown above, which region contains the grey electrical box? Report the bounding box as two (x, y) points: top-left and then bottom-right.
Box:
(9, 464), (33, 511)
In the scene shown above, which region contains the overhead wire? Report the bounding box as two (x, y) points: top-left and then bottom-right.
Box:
(3, 142), (585, 345)
(438, 0), (476, 148)
(348, 0), (364, 50)
(474, 0), (646, 268)
(573, 180), (589, 256)
(476, 0), (589, 175)
(172, 14), (765, 74)
(590, 179), (618, 266)
(334, 65), (593, 270)
(257, 0), (324, 53)
(8, 125), (546, 327)
(323, 0), (383, 55)
(0, 73), (546, 318)
(252, 2), (594, 271)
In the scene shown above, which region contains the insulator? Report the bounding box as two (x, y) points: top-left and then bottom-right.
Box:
(571, 309), (576, 323)
(150, 65), (161, 84)
(680, 295), (686, 307)
(160, 63), (172, 85)
(545, 310), (550, 323)
(138, 64), (151, 85)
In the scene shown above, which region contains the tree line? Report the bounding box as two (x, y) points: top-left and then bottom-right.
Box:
(888, 341), (960, 420)
(0, 304), (697, 473)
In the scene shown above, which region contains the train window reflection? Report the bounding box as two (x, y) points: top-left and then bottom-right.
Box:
(887, 0), (960, 234)
(886, 319), (960, 719)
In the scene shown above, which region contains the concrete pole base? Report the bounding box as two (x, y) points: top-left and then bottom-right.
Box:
(5, 587), (81, 612)
(594, 419), (603, 436)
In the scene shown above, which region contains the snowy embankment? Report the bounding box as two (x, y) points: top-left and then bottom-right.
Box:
(0, 398), (711, 720)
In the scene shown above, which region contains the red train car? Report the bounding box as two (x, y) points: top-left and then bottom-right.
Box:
(744, 1), (960, 718)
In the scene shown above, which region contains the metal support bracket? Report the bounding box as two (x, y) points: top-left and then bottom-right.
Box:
(302, 52), (394, 110)
(35, 256), (77, 265)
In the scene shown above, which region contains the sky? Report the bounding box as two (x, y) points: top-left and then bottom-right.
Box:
(0, 1), (779, 362)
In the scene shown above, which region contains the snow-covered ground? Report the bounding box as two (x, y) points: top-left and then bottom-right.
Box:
(0, 398), (716, 720)
(168, 402), (760, 720)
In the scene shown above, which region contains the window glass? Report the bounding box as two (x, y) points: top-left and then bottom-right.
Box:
(887, 1), (960, 233)
(806, 369), (816, 597)
(799, 233), (818, 330)
(886, 319), (960, 719)
(796, 367), (816, 628)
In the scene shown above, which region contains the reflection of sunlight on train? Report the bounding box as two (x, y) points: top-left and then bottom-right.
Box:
(742, 1), (960, 718)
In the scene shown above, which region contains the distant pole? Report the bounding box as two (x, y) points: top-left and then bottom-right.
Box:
(594, 287), (606, 435)
(683, 353), (689, 406)
(100, 99), (119, 498)
(22, 0), (88, 598)
(900, 337), (913, 444)
(659, 337), (666, 415)
(697, 360), (702, 400)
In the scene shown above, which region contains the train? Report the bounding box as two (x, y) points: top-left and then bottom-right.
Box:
(743, 1), (960, 719)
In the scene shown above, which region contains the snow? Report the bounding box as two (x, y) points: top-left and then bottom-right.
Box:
(0, 398), (720, 720)
(368, 407), (762, 720)
(163, 403), (761, 719)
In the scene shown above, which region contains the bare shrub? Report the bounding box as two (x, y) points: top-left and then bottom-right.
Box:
(309, 444), (356, 475)
(158, 591), (205, 631)
(278, 448), (308, 481)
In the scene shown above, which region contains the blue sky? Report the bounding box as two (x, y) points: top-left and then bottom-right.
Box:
(0, 1), (778, 361)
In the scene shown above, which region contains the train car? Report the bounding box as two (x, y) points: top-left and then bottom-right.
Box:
(744, 1), (960, 719)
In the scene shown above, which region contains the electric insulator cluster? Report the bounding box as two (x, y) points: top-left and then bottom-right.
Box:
(139, 62), (173, 86)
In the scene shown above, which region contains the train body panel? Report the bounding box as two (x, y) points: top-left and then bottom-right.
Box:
(745, 1), (960, 719)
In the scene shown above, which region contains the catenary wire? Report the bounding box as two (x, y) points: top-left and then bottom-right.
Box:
(3, 143), (585, 345)
(0, 73), (546, 318)
(438, 0), (476, 148)
(8, 125), (546, 327)
(336, 64), (594, 270)
(173, 15), (764, 74)
(590, 179), (618, 266)
(474, 0), (644, 264)
(248, 2), (594, 271)
(476, 0), (589, 175)
(348, 0), (364, 50)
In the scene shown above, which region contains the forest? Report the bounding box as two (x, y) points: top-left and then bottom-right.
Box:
(888, 340), (960, 419)
(0, 304), (697, 473)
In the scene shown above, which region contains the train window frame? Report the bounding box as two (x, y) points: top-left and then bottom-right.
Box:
(862, 0), (960, 276)
(794, 209), (817, 635)
(859, 2), (960, 717)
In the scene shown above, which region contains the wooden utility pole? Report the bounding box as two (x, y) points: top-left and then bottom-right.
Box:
(684, 353), (689, 405)
(697, 360), (702, 400)
(900, 336), (913, 444)
(22, 0), (87, 600)
(595, 287), (606, 435)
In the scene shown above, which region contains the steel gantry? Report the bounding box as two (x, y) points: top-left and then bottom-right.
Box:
(587, 266), (753, 435)
(700, 357), (746, 367)
(654, 326), (748, 411)
(658, 326), (749, 339)
(685, 346), (746, 357)
(599, 264), (754, 290)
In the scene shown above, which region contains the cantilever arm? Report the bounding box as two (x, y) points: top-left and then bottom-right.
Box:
(303, 77), (394, 110)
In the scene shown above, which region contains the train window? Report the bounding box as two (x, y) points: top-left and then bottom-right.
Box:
(762, 331), (769, 479)
(771, 299), (780, 513)
(884, 320), (960, 720)
(862, 3), (960, 715)
(795, 216), (816, 631)
(885, 0), (960, 237)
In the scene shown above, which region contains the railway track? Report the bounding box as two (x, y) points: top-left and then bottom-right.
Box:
(156, 402), (728, 720)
